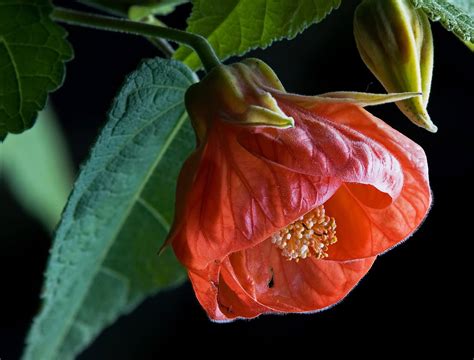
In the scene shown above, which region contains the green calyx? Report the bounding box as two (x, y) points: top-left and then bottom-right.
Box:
(185, 58), (294, 141)
(354, 0), (437, 132)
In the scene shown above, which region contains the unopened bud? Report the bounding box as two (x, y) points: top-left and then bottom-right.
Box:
(354, 0), (436, 132)
(185, 59), (294, 142)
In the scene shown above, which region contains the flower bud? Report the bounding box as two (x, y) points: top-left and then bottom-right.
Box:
(185, 59), (294, 142)
(354, 0), (436, 132)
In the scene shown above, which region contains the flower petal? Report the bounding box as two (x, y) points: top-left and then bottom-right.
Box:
(224, 240), (375, 314)
(188, 240), (375, 321)
(314, 103), (431, 260)
(169, 122), (341, 270)
(187, 264), (226, 321)
(188, 263), (270, 322)
(238, 100), (404, 200)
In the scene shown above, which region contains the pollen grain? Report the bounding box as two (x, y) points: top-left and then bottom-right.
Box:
(271, 205), (337, 262)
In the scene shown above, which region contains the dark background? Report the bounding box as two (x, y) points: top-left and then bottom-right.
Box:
(1, 0), (472, 358)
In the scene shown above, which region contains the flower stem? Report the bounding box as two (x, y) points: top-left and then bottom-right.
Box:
(51, 7), (221, 72)
(141, 16), (175, 58)
(147, 37), (175, 58)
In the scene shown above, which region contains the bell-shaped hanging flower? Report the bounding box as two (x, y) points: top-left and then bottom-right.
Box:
(166, 58), (432, 321)
(354, 0), (436, 132)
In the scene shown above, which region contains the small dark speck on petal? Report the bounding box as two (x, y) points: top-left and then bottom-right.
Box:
(268, 268), (275, 288)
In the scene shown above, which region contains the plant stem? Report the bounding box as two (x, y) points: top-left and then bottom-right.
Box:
(51, 7), (220, 72)
(142, 16), (175, 58)
(148, 37), (175, 58)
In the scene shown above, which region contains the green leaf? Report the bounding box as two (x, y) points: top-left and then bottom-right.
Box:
(411, 0), (474, 44)
(79, 0), (130, 16)
(0, 103), (73, 230)
(79, 0), (129, 16)
(129, 0), (189, 20)
(174, 0), (341, 69)
(462, 37), (474, 50)
(0, 0), (73, 138)
(23, 58), (197, 360)
(80, 0), (189, 18)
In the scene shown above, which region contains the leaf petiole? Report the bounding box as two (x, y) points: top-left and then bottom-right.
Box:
(51, 7), (221, 72)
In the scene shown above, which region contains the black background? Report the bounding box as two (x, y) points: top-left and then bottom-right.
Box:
(1, 0), (472, 358)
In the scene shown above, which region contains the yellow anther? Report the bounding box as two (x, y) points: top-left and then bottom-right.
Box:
(271, 205), (337, 262)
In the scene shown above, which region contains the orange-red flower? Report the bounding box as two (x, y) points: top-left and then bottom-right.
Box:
(166, 59), (431, 321)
